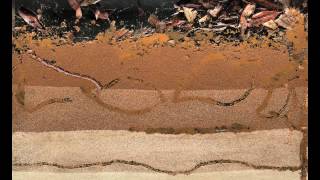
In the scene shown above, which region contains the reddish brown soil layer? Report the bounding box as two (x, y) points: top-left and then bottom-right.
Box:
(13, 36), (307, 90)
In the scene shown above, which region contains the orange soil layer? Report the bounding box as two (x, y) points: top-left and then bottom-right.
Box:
(13, 34), (307, 90)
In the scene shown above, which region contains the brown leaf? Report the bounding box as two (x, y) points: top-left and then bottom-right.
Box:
(95, 10), (109, 21)
(181, 4), (203, 9)
(67, 0), (80, 10)
(262, 20), (278, 29)
(199, 15), (211, 23)
(80, 0), (102, 6)
(75, 7), (82, 19)
(275, 8), (302, 29)
(242, 4), (256, 17)
(17, 7), (45, 30)
(239, 4), (256, 36)
(114, 28), (129, 40)
(249, 11), (280, 27)
(240, 15), (249, 37)
(208, 4), (222, 18)
(183, 7), (198, 23)
(166, 19), (187, 28)
(252, 11), (280, 19)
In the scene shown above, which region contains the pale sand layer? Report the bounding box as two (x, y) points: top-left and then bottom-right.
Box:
(13, 129), (302, 172)
(13, 85), (307, 132)
(12, 170), (301, 180)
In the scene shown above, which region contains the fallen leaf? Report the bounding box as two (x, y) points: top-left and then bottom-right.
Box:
(183, 7), (198, 23)
(95, 10), (109, 21)
(199, 15), (211, 23)
(167, 19), (187, 27)
(242, 4), (256, 17)
(275, 8), (302, 29)
(239, 4), (256, 37)
(182, 3), (202, 9)
(109, 20), (116, 32)
(208, 4), (223, 18)
(17, 7), (45, 30)
(252, 10), (280, 19)
(249, 11), (280, 27)
(114, 28), (129, 40)
(240, 15), (248, 37)
(262, 20), (278, 29)
(75, 8), (82, 19)
(79, 0), (102, 6)
(67, 0), (80, 10)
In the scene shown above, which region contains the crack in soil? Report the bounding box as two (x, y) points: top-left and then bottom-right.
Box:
(31, 54), (107, 90)
(173, 86), (254, 106)
(13, 159), (301, 175)
(16, 96), (72, 113)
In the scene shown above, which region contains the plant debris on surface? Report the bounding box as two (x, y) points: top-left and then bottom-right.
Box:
(17, 7), (45, 31)
(13, 0), (307, 44)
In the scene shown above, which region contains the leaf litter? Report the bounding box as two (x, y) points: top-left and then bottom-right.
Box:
(14, 0), (307, 46)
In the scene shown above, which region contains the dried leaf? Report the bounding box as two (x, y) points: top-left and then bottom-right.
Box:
(17, 7), (45, 30)
(249, 11), (280, 27)
(208, 4), (222, 18)
(262, 20), (278, 29)
(239, 4), (255, 35)
(183, 7), (198, 23)
(75, 8), (82, 19)
(199, 15), (211, 23)
(252, 10), (280, 19)
(80, 0), (102, 6)
(114, 28), (129, 40)
(240, 15), (248, 37)
(166, 19), (187, 28)
(242, 4), (256, 17)
(275, 8), (302, 29)
(95, 10), (109, 21)
(182, 3), (202, 9)
(109, 20), (116, 32)
(67, 0), (82, 19)
(67, 0), (80, 10)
